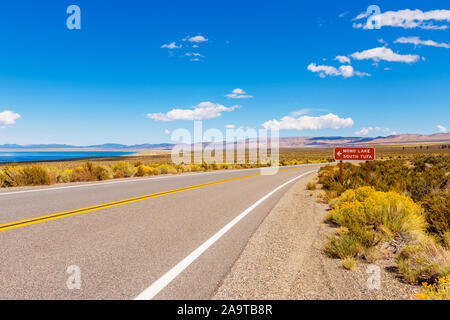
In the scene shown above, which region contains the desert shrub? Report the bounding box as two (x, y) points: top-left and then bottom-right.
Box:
(318, 165), (345, 194)
(0, 170), (6, 187)
(396, 233), (450, 284)
(201, 162), (210, 171)
(325, 233), (365, 259)
(136, 165), (153, 177)
(69, 162), (112, 181)
(342, 257), (357, 270)
(58, 169), (72, 183)
(416, 275), (450, 300)
(1, 166), (27, 186)
(421, 190), (450, 239)
(0, 166), (55, 186)
(86, 162), (112, 180)
(21, 166), (55, 185)
(112, 161), (136, 178)
(320, 156), (450, 284)
(211, 163), (219, 170)
(173, 164), (186, 173)
(306, 182), (316, 190)
(190, 164), (203, 172)
(91, 165), (112, 180)
(319, 156), (449, 200)
(319, 155), (450, 241)
(70, 166), (92, 182)
(157, 164), (174, 174)
(328, 187), (426, 242)
(443, 231), (450, 249)
(325, 187), (450, 282)
(151, 168), (161, 175)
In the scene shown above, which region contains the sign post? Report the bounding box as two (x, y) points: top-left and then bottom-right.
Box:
(334, 147), (376, 185)
(366, 160), (369, 185)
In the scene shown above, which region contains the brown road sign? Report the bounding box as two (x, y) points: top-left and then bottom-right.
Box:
(334, 147), (375, 161)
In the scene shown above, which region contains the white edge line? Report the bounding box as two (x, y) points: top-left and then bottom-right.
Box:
(134, 169), (317, 300)
(0, 163), (327, 197)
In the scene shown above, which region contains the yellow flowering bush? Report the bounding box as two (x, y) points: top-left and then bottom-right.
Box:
(325, 187), (449, 281)
(327, 187), (425, 242)
(112, 161), (136, 178)
(416, 275), (450, 300)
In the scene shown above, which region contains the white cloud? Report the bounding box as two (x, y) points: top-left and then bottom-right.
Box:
(185, 52), (203, 57)
(307, 63), (340, 77)
(394, 36), (450, 49)
(350, 46), (420, 63)
(290, 108), (324, 117)
(335, 55), (351, 64)
(307, 63), (370, 78)
(437, 125), (447, 133)
(225, 88), (253, 99)
(352, 12), (370, 21)
(262, 113), (354, 131)
(339, 65), (355, 77)
(378, 38), (388, 46)
(160, 42), (182, 49)
(164, 129), (171, 134)
(355, 127), (371, 135)
(338, 11), (350, 18)
(225, 124), (235, 129)
(0, 110), (20, 128)
(147, 102), (239, 121)
(355, 126), (395, 136)
(352, 9), (450, 30)
(184, 35), (208, 43)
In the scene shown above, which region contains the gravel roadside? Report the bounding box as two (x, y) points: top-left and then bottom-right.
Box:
(212, 175), (419, 300)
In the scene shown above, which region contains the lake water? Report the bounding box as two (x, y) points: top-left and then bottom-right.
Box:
(0, 151), (135, 163)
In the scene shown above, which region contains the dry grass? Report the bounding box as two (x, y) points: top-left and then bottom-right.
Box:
(342, 257), (357, 270)
(396, 234), (450, 284)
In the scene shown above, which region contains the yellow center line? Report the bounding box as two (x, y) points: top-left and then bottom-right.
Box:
(0, 166), (310, 232)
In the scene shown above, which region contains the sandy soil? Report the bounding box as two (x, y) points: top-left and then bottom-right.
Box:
(212, 175), (419, 300)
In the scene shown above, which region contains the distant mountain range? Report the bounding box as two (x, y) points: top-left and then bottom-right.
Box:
(0, 143), (174, 150)
(1, 133), (449, 150)
(276, 133), (450, 147)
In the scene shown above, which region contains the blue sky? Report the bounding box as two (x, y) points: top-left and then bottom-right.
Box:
(0, 0), (448, 145)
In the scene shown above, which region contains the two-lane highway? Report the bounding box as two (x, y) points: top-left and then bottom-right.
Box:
(0, 164), (320, 299)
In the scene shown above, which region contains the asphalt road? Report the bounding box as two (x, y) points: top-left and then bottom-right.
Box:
(0, 164), (321, 299)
